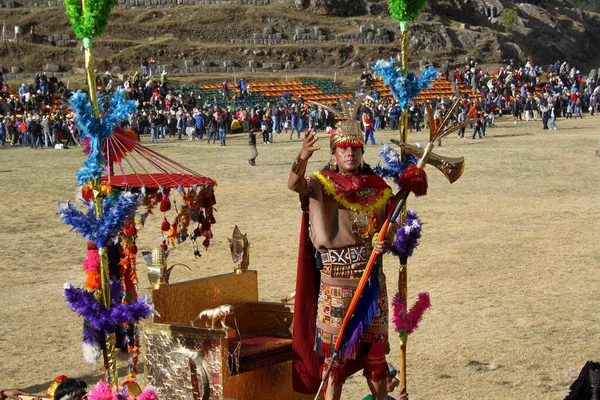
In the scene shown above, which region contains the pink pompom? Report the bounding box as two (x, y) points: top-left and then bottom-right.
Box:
(391, 292), (431, 336)
(87, 380), (117, 400)
(136, 387), (159, 400)
(83, 249), (100, 272)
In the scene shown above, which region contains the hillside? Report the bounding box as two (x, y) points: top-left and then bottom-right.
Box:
(0, 0), (600, 81)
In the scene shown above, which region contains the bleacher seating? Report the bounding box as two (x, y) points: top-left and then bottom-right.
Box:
(169, 79), (353, 109)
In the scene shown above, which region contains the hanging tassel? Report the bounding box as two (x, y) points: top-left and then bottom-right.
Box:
(207, 211), (216, 224)
(161, 217), (170, 232)
(398, 165), (428, 197)
(159, 188), (171, 212)
(160, 196), (171, 213)
(160, 240), (168, 251)
(123, 222), (137, 238)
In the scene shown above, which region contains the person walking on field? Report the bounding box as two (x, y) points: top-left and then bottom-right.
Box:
(456, 107), (467, 138)
(176, 112), (185, 141)
(185, 113), (195, 141)
(362, 106), (375, 145)
(206, 114), (217, 144)
(247, 113), (261, 166)
(261, 115), (273, 144)
(216, 109), (227, 146)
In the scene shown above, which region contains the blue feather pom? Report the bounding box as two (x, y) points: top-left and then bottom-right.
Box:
(69, 90), (137, 186)
(372, 59), (439, 110)
(59, 192), (140, 248)
(374, 143), (418, 189)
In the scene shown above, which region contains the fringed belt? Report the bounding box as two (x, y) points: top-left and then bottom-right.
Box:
(319, 244), (368, 279)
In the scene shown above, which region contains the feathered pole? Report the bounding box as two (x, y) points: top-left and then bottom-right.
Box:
(64, 0), (119, 386)
(388, 0), (429, 390)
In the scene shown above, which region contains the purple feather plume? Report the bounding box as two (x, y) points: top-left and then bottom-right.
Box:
(64, 283), (152, 334)
(83, 323), (100, 344)
(389, 209), (422, 264)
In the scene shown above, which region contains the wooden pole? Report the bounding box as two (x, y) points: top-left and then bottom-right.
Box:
(83, 35), (118, 387)
(398, 21), (409, 391)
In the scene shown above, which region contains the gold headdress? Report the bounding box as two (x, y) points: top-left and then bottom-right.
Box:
(309, 94), (368, 152)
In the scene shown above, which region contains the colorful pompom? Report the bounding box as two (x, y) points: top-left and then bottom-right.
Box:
(390, 0), (428, 23)
(136, 388), (159, 400)
(83, 248), (100, 273)
(398, 165), (428, 196)
(86, 380), (115, 400)
(391, 292), (431, 335)
(85, 270), (102, 290)
(82, 184), (95, 202)
(389, 209), (422, 263)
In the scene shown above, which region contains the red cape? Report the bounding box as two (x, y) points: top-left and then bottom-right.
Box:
(292, 210), (322, 394)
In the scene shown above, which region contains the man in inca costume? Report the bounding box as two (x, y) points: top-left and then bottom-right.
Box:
(289, 100), (395, 400)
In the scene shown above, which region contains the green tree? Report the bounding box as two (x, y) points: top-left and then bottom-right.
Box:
(500, 8), (519, 32)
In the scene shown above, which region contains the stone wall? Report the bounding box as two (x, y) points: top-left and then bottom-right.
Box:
(294, 0), (367, 16)
(0, 0), (267, 7)
(230, 25), (392, 46)
(118, 0), (268, 5)
(0, 0), (63, 7)
(3, 71), (69, 82)
(45, 33), (79, 47)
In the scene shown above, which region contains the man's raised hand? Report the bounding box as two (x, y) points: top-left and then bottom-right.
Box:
(299, 129), (320, 160)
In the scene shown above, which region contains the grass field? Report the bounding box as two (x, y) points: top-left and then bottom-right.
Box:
(0, 115), (599, 399)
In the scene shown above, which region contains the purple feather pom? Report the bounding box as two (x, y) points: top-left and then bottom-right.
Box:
(389, 210), (422, 264)
(64, 284), (152, 334)
(82, 323), (100, 344)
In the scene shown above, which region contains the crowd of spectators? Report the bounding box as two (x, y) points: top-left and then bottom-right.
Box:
(1, 58), (599, 148)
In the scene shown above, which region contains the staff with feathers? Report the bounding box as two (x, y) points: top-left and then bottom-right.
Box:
(64, 0), (120, 385)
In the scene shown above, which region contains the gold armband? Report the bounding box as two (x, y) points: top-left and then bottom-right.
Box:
(291, 155), (308, 176)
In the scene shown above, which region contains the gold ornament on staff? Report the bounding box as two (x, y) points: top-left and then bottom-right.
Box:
(143, 247), (192, 288)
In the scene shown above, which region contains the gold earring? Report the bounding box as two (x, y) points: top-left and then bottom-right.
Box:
(329, 156), (338, 171)
(360, 159), (365, 169)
